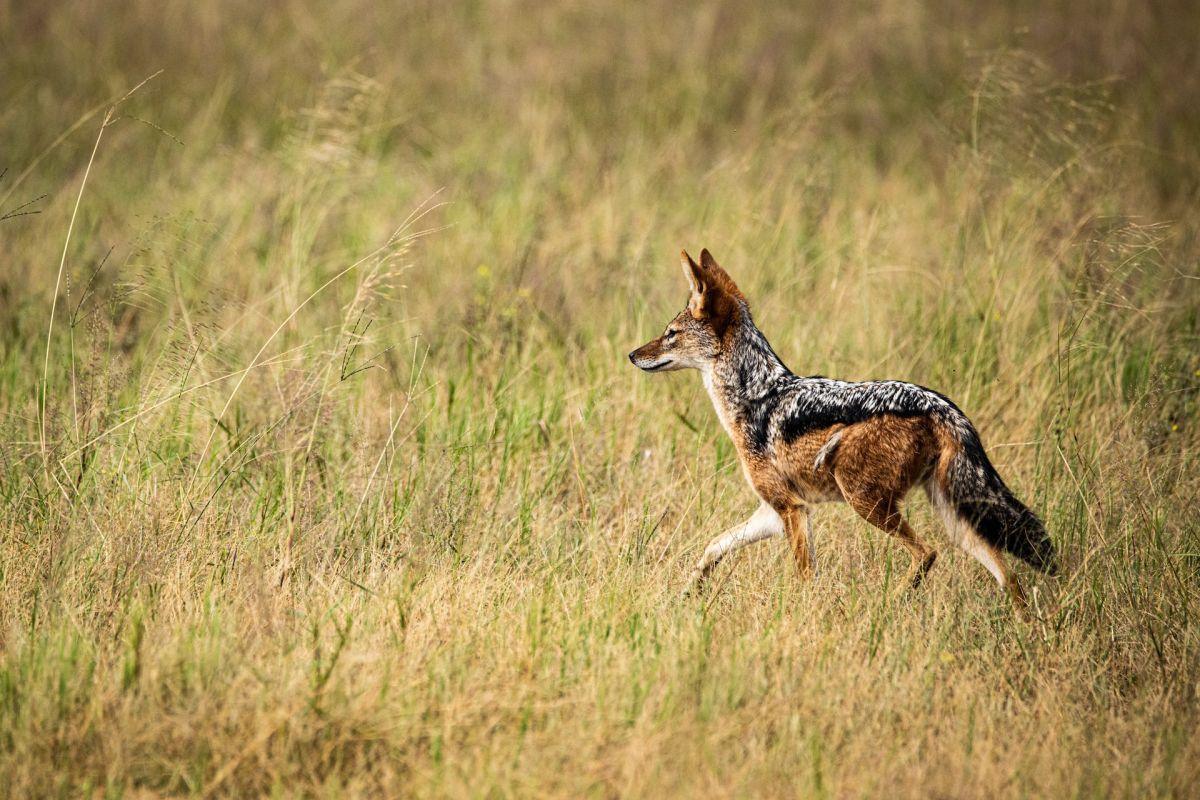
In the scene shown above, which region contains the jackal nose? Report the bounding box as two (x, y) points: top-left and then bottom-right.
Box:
(627, 351), (637, 364)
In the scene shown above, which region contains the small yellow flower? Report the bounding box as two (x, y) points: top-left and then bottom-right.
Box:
(476, 264), (492, 280)
(939, 651), (956, 664)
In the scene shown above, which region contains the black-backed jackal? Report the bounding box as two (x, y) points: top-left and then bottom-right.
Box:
(629, 249), (1057, 613)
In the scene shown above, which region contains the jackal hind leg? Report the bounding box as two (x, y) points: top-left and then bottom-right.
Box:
(956, 524), (1029, 619)
(685, 503), (784, 595)
(840, 489), (937, 591)
(925, 484), (1030, 619)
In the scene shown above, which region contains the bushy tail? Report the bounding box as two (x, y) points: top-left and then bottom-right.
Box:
(940, 423), (1058, 575)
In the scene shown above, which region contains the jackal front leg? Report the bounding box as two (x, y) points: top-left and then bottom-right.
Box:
(783, 506), (816, 580)
(685, 503), (784, 595)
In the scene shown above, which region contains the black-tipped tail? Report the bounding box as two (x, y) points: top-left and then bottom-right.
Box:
(945, 431), (1058, 575)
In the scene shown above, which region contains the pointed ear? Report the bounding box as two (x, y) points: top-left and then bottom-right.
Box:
(683, 249), (720, 319)
(699, 248), (744, 301)
(680, 250), (705, 296)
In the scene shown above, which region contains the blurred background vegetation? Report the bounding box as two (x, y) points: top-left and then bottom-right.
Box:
(1, 1), (1198, 796)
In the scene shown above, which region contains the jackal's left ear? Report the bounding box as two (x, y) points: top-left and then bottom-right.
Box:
(681, 250), (715, 318)
(680, 250), (705, 296)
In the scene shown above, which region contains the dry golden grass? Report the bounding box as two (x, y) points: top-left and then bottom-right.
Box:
(2, 1), (1199, 796)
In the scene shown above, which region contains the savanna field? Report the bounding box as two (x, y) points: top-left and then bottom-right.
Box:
(2, 1), (1199, 796)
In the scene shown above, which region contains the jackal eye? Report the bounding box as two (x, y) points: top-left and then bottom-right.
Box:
(664, 329), (678, 341)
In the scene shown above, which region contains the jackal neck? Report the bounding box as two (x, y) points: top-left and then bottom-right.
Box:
(706, 310), (792, 425)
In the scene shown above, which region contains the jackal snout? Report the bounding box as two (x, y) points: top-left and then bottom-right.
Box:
(628, 340), (673, 371)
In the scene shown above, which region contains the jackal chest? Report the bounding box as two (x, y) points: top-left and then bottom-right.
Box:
(704, 373), (843, 506)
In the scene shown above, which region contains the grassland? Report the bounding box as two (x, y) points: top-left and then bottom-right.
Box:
(2, 1), (1199, 796)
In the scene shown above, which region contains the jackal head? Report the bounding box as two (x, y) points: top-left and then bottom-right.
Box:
(628, 249), (746, 373)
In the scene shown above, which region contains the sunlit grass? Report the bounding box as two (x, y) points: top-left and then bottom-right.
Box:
(1, 1), (1198, 796)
